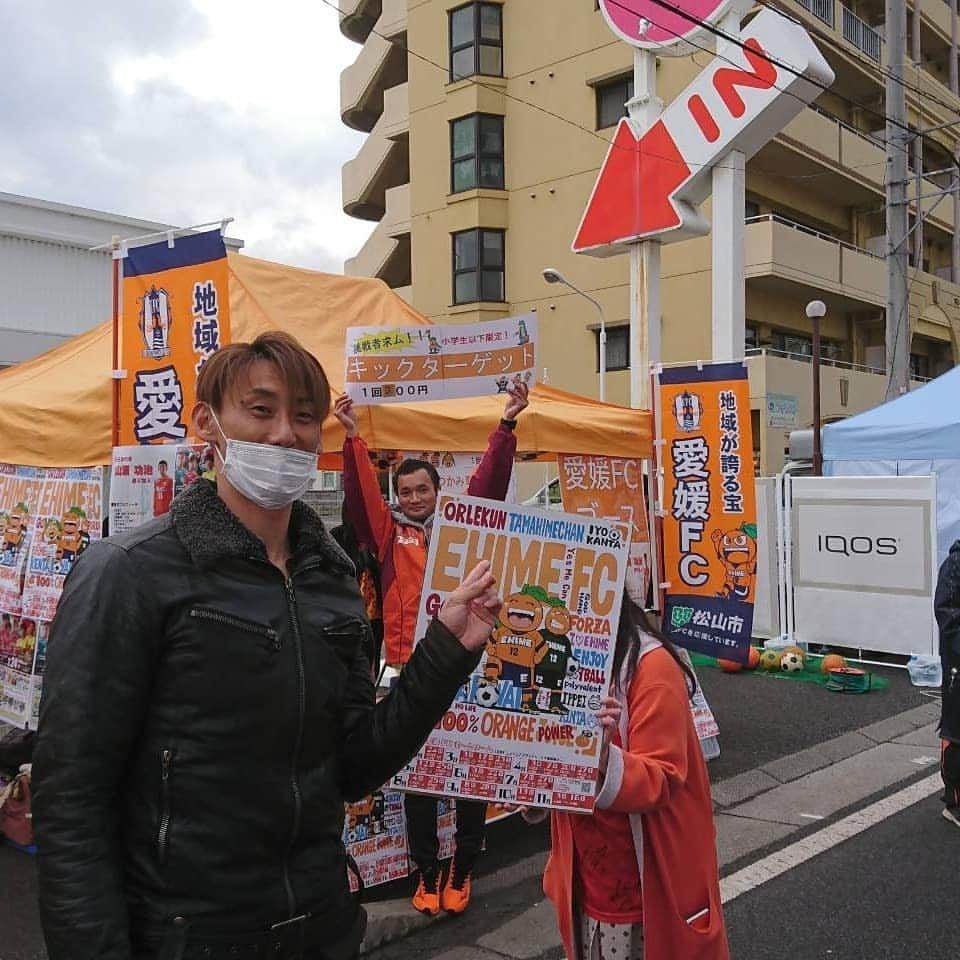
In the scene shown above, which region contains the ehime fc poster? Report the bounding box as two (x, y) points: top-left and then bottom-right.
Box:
(658, 362), (757, 664)
(392, 495), (631, 813)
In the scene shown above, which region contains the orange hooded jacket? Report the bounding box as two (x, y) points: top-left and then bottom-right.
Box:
(342, 424), (516, 666)
(543, 639), (729, 960)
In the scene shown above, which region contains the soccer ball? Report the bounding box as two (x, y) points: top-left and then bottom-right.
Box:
(820, 653), (847, 673)
(475, 679), (500, 707)
(783, 645), (807, 665)
(781, 651), (804, 672)
(566, 657), (580, 677)
(759, 649), (782, 671)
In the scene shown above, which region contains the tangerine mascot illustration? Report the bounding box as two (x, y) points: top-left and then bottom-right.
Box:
(533, 595), (579, 715)
(55, 506), (89, 567)
(42, 519), (62, 559)
(1, 502), (29, 562)
(711, 522), (758, 601)
(484, 585), (548, 713)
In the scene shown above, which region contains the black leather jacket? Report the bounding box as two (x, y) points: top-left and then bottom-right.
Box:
(32, 480), (479, 959)
(936, 541), (960, 740)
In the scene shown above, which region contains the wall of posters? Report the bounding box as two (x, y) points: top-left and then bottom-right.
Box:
(110, 443), (212, 534)
(658, 362), (757, 663)
(119, 229), (231, 446)
(558, 454), (650, 603)
(343, 788), (409, 891)
(21, 468), (103, 622)
(344, 314), (536, 405)
(0, 617), (45, 727)
(0, 465), (44, 615)
(392, 495), (630, 812)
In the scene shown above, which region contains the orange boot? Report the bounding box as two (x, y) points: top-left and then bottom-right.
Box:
(411, 870), (441, 916)
(441, 860), (473, 914)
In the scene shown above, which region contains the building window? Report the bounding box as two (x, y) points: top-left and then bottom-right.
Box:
(771, 330), (841, 361)
(449, 3), (503, 82)
(910, 353), (931, 379)
(452, 229), (505, 304)
(596, 75), (633, 129)
(450, 114), (505, 192)
(598, 326), (629, 371)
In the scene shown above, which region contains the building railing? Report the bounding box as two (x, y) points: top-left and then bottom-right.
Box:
(807, 101), (885, 148)
(841, 4), (882, 61)
(795, 0), (835, 27)
(747, 348), (932, 383)
(744, 213), (882, 260)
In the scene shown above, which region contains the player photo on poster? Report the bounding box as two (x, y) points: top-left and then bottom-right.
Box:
(391, 495), (631, 813)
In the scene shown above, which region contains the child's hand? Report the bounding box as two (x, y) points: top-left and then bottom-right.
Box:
(595, 696), (621, 778)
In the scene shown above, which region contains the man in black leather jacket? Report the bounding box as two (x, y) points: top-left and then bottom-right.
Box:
(32, 331), (502, 960)
(935, 541), (960, 828)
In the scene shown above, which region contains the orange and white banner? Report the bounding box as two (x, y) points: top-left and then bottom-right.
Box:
(120, 229), (231, 445)
(344, 315), (536, 404)
(658, 362), (757, 663)
(558, 454), (650, 604)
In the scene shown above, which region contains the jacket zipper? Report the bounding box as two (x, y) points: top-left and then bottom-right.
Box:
(281, 575), (307, 919)
(157, 748), (173, 865)
(246, 557), (334, 920)
(189, 607), (281, 650)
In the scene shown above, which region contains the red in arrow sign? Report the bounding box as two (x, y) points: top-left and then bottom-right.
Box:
(573, 11), (834, 256)
(574, 119), (691, 251)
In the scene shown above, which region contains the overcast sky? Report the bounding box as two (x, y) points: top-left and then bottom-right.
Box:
(1, 0), (374, 272)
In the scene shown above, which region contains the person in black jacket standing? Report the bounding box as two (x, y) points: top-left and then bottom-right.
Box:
(935, 541), (960, 827)
(31, 331), (501, 960)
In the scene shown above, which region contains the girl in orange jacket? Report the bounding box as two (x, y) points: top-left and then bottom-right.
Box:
(535, 595), (729, 960)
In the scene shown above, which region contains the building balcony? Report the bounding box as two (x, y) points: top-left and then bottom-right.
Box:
(339, 0), (382, 43)
(342, 84), (409, 220)
(745, 214), (886, 309)
(340, 0), (407, 132)
(344, 184), (410, 287)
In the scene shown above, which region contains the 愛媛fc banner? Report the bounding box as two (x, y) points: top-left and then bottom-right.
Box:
(120, 229), (231, 446)
(658, 362), (757, 663)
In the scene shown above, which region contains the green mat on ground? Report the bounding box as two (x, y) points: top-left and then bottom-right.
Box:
(689, 652), (890, 692)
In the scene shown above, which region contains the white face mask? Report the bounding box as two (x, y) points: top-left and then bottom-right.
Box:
(208, 409), (318, 510)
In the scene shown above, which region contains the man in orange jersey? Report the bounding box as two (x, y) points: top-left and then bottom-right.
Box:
(334, 383), (527, 917)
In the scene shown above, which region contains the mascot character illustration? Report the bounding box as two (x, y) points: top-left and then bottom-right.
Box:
(533, 596), (579, 715)
(56, 507), (90, 567)
(711, 522), (758, 601)
(1, 503), (29, 563)
(483, 585), (549, 713)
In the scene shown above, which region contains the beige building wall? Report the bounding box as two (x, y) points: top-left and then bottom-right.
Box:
(341, 0), (960, 482)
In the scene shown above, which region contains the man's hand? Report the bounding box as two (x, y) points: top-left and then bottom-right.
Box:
(503, 382), (529, 422)
(334, 394), (359, 439)
(438, 561), (501, 653)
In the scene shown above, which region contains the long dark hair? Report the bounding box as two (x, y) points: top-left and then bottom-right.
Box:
(612, 593), (697, 699)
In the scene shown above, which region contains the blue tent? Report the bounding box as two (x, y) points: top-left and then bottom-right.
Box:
(823, 366), (960, 563)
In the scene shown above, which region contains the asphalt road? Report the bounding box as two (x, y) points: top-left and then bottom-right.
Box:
(724, 792), (957, 959)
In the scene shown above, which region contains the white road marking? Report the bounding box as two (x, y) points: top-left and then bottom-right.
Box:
(799, 813), (824, 820)
(720, 773), (942, 904)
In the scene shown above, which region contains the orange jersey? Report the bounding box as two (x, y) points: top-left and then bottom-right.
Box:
(342, 425), (516, 665)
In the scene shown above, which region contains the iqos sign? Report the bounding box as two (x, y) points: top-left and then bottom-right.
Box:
(817, 535), (899, 558)
(796, 501), (928, 594)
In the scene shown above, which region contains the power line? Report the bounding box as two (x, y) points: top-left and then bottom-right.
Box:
(609, 0), (955, 146)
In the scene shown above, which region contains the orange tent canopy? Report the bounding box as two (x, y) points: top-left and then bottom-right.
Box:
(0, 253), (651, 468)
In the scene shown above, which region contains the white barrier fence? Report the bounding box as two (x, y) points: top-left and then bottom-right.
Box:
(762, 474), (937, 658)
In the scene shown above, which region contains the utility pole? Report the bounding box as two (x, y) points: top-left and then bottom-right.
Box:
(885, 0), (911, 400)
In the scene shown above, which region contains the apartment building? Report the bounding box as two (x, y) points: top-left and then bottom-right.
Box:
(339, 0), (960, 475)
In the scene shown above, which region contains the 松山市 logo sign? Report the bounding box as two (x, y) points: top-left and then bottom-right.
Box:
(598, 0), (750, 52)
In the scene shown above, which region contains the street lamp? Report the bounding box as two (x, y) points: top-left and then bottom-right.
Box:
(806, 299), (827, 476)
(543, 267), (607, 403)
